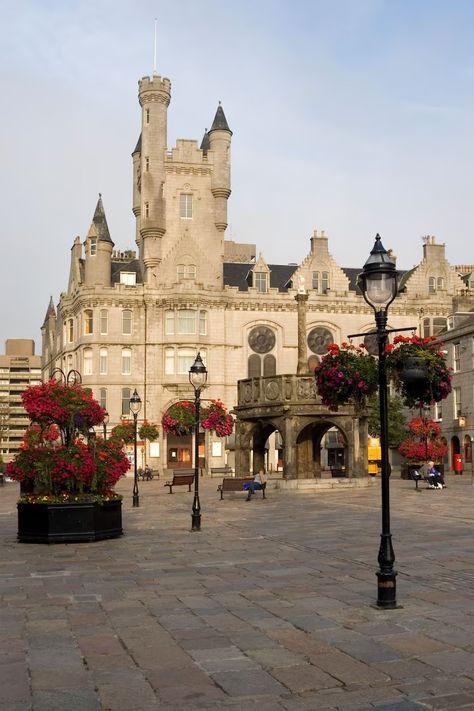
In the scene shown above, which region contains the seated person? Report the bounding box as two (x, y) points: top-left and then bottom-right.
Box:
(245, 468), (267, 501)
(425, 460), (445, 489)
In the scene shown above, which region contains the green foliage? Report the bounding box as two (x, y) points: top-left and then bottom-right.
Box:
(368, 393), (408, 448)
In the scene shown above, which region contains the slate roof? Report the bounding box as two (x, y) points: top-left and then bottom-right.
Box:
(92, 195), (113, 244)
(111, 259), (143, 285)
(209, 104), (232, 134)
(42, 296), (56, 325)
(200, 129), (210, 154)
(133, 134), (142, 154)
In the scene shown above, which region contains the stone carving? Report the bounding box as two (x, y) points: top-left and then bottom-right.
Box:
(297, 377), (317, 400)
(265, 380), (280, 401)
(297, 274), (306, 294)
(248, 326), (276, 354)
(364, 333), (378, 356)
(307, 327), (333, 355)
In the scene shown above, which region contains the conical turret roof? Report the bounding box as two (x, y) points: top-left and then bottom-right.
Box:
(91, 194), (113, 243)
(133, 133), (142, 154)
(200, 128), (210, 154)
(42, 296), (56, 325)
(209, 103), (232, 134)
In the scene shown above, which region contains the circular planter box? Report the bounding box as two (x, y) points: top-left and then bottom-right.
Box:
(17, 499), (123, 544)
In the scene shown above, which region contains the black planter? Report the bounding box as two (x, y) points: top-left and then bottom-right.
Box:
(398, 357), (429, 394)
(17, 499), (123, 544)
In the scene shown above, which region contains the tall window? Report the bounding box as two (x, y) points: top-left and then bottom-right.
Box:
(122, 310), (132, 335)
(84, 309), (93, 335)
(428, 276), (436, 294)
(67, 354), (73, 373)
(254, 272), (268, 293)
(100, 309), (108, 335)
(99, 388), (107, 410)
(83, 348), (93, 375)
(165, 310), (174, 335)
(165, 347), (174, 375)
(121, 388), (131, 416)
(99, 348), (108, 375)
(453, 343), (461, 372)
(199, 310), (207, 336)
(312, 272), (319, 290)
(90, 238), (97, 256)
(121, 348), (132, 375)
(437, 276), (445, 290)
(454, 387), (462, 418)
(177, 310), (196, 334)
(68, 319), (74, 343)
(179, 193), (193, 219)
(321, 271), (329, 292)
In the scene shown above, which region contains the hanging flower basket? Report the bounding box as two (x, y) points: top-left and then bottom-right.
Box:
(138, 422), (159, 442)
(314, 342), (378, 411)
(398, 416), (448, 463)
(385, 336), (452, 408)
(162, 401), (197, 436)
(201, 400), (234, 437)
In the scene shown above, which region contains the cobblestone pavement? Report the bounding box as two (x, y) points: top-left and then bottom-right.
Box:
(1, 473), (474, 710)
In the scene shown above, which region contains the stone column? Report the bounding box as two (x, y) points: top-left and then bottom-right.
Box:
(295, 292), (309, 375)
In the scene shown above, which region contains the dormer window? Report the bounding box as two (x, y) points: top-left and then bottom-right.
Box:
(254, 272), (268, 293)
(428, 276), (436, 293)
(90, 238), (97, 256)
(120, 272), (136, 286)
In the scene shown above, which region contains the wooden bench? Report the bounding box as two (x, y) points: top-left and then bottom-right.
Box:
(164, 470), (195, 494)
(210, 466), (234, 478)
(217, 477), (266, 500)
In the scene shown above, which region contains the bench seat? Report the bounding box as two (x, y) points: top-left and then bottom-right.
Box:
(217, 477), (266, 500)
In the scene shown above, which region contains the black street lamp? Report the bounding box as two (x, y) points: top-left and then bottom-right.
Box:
(130, 389), (142, 508)
(103, 411), (109, 440)
(359, 234), (399, 608)
(189, 352), (208, 531)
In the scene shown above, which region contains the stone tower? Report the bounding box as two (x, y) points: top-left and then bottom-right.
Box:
(83, 194), (114, 286)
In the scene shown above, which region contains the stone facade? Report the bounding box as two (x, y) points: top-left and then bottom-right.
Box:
(41, 68), (474, 474)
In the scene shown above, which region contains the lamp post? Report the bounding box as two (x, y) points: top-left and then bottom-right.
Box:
(103, 411), (109, 440)
(130, 389), (142, 507)
(189, 352), (208, 531)
(359, 234), (399, 608)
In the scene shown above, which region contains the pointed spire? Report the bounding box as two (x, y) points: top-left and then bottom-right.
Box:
(42, 296), (56, 326)
(133, 133), (142, 155)
(91, 194), (113, 243)
(200, 128), (210, 154)
(209, 102), (232, 134)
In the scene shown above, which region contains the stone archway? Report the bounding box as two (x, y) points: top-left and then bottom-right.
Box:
(234, 374), (368, 479)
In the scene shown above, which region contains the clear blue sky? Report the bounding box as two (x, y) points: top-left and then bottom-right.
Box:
(1, 0), (474, 349)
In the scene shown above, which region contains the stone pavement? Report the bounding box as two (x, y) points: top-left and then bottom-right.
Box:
(1, 473), (474, 711)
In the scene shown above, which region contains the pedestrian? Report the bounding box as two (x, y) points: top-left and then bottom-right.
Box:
(245, 468), (267, 501)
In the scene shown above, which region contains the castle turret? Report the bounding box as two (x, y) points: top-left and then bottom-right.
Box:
(132, 134), (142, 259)
(67, 235), (83, 292)
(84, 194), (114, 286)
(208, 103), (232, 232)
(41, 296), (57, 367)
(137, 74), (171, 282)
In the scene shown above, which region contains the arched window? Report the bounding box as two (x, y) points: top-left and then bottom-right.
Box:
(84, 309), (93, 335)
(428, 277), (436, 294)
(263, 354), (276, 376)
(437, 276), (445, 291)
(121, 388), (131, 416)
(121, 348), (132, 375)
(99, 348), (108, 375)
(68, 319), (74, 343)
(248, 354), (261, 378)
(122, 310), (132, 335)
(100, 309), (108, 335)
(83, 348), (93, 375)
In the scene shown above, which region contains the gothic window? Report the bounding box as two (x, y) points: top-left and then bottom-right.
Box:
(99, 388), (107, 410)
(83, 348), (93, 376)
(307, 327), (333, 355)
(99, 348), (108, 375)
(179, 193), (193, 219)
(254, 272), (268, 293)
(428, 276), (436, 294)
(84, 309), (93, 335)
(248, 354), (261, 378)
(248, 326), (275, 354)
(90, 238), (97, 256)
(121, 348), (132, 376)
(121, 388), (131, 416)
(263, 354), (276, 377)
(100, 309), (108, 335)
(122, 310), (132, 335)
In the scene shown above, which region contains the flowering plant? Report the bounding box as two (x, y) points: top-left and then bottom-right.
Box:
(110, 420), (135, 445)
(201, 400), (234, 437)
(314, 342), (378, 411)
(385, 335), (452, 408)
(6, 381), (129, 502)
(398, 416), (448, 462)
(138, 421), (159, 442)
(162, 399), (234, 437)
(162, 401), (197, 436)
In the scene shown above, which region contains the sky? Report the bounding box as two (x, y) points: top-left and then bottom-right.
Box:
(1, 0), (474, 350)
